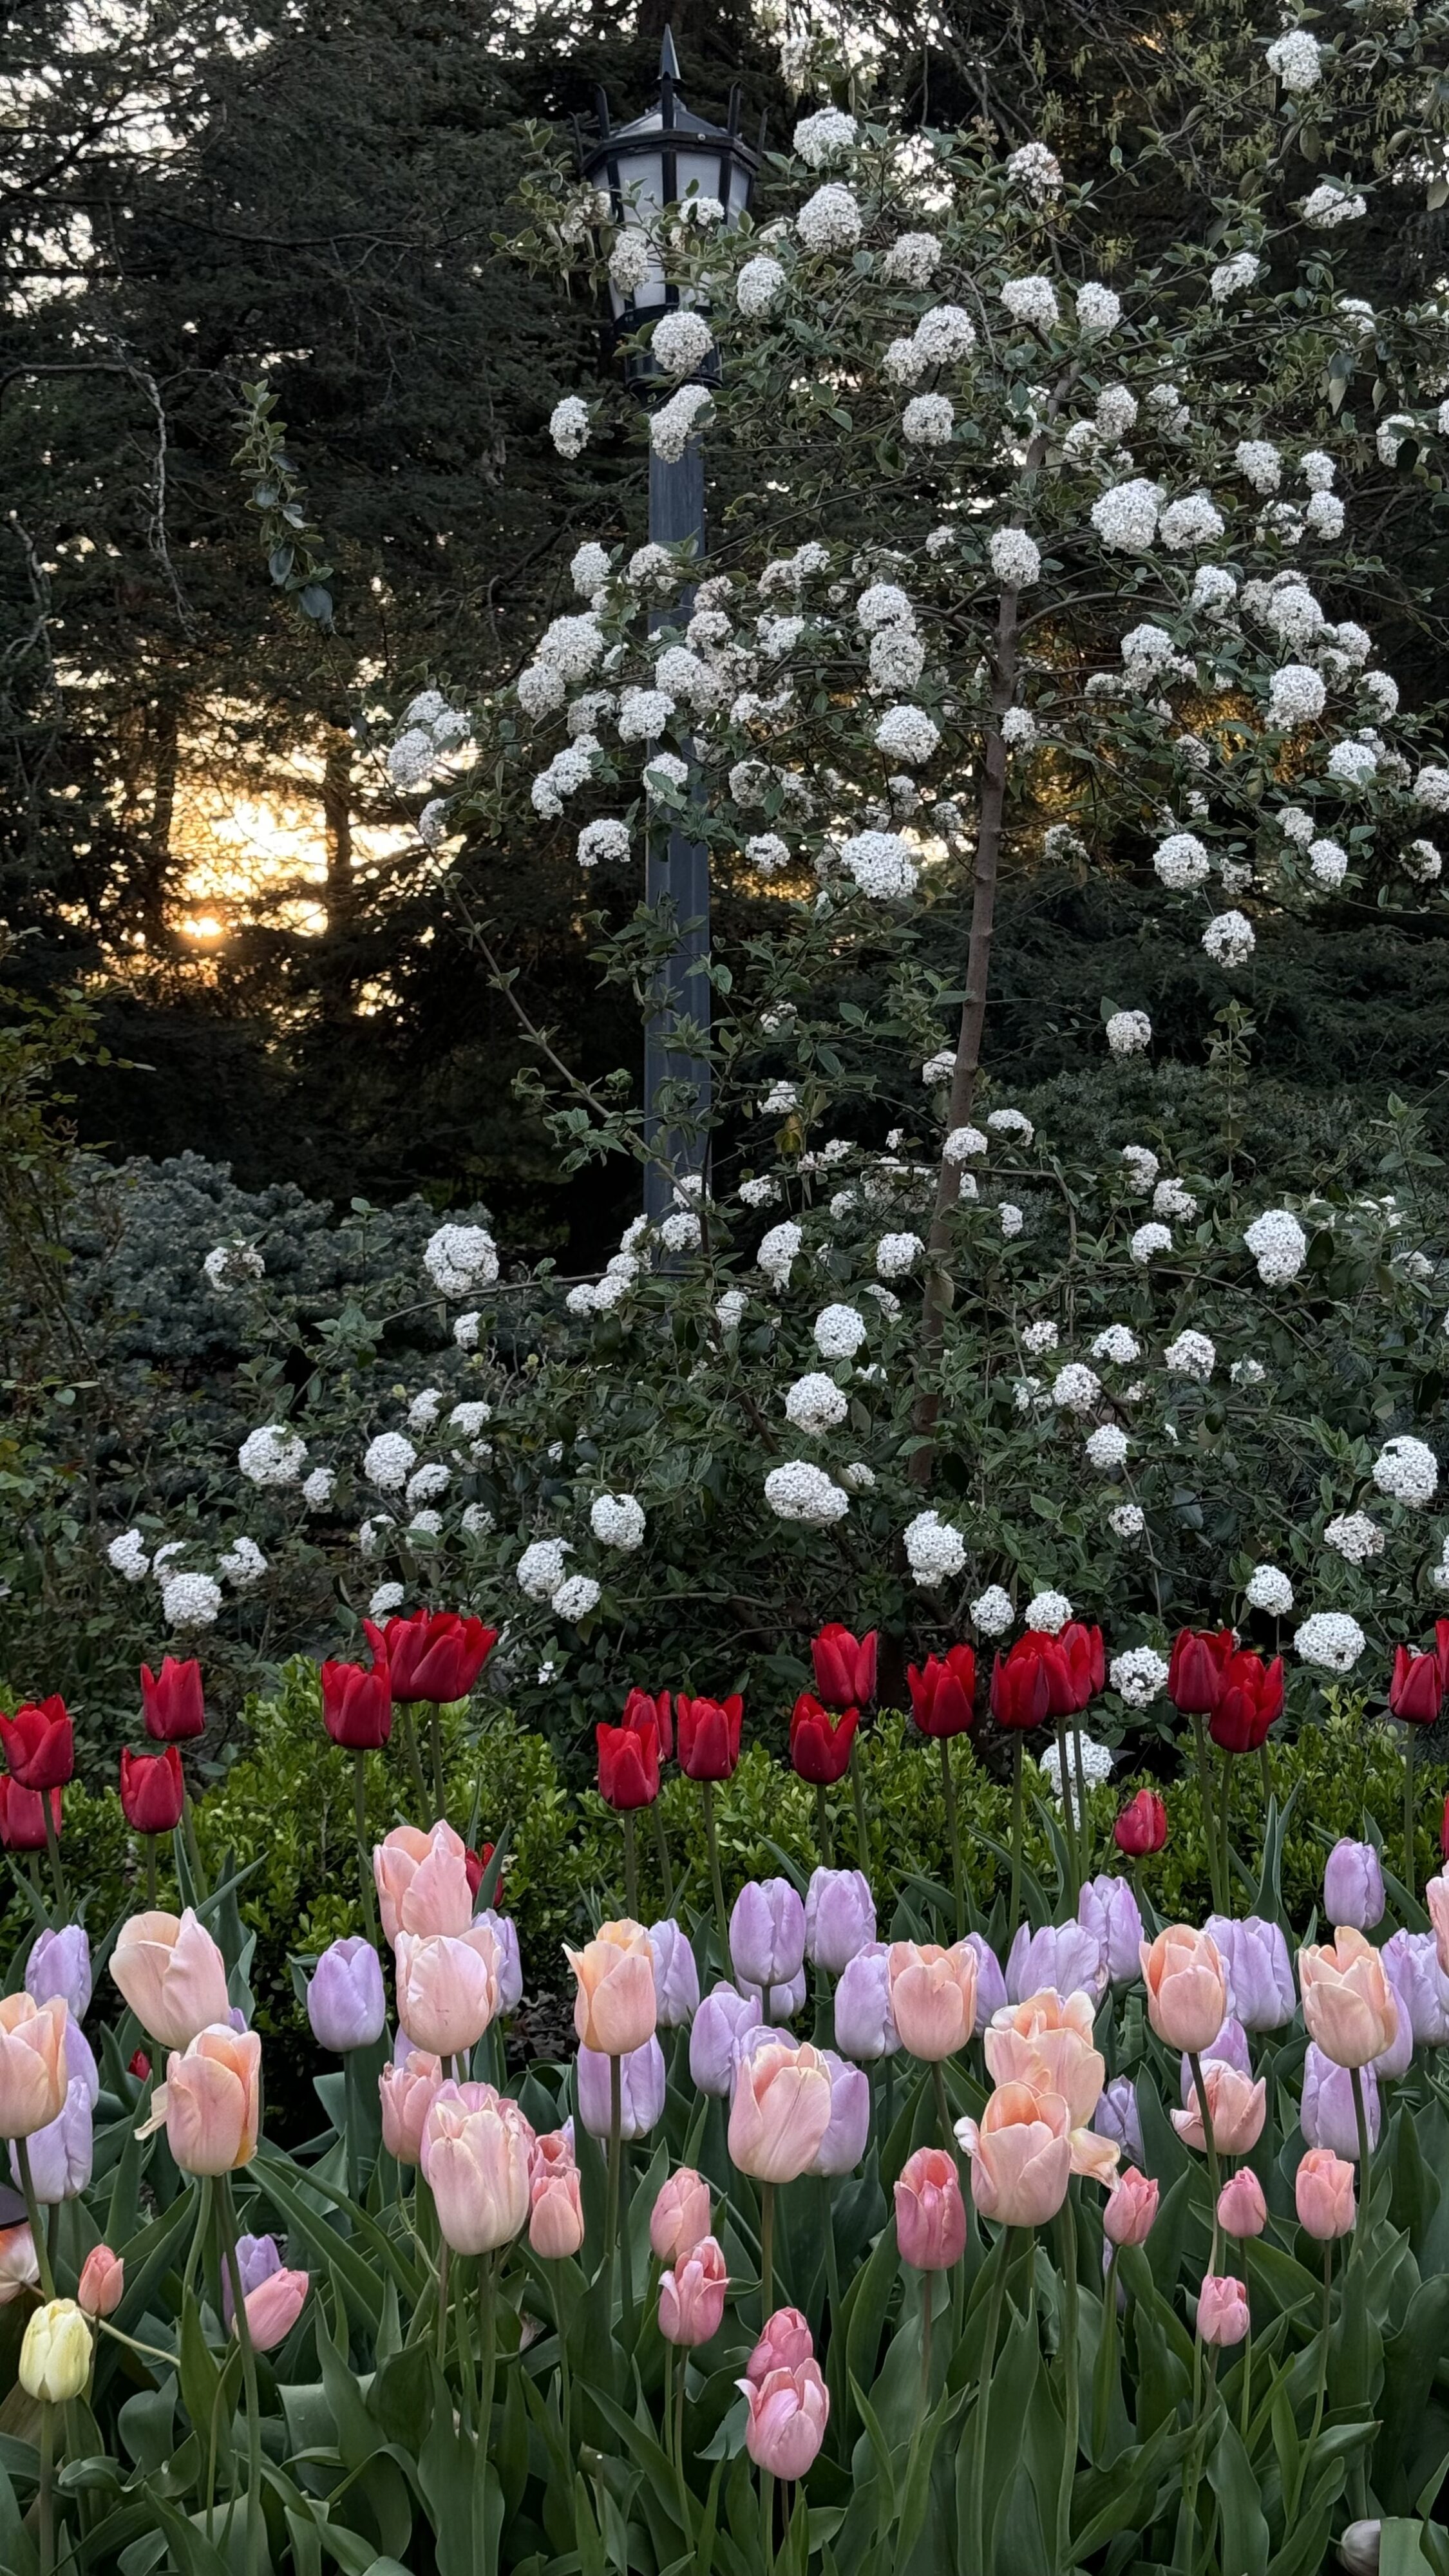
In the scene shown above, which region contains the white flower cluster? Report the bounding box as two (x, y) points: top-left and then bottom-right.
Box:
(1372, 1434), (1438, 1509)
(1040, 1731), (1114, 1819)
(424, 1224), (498, 1298)
(1301, 184), (1365, 228)
(815, 1303), (867, 1359)
(1130, 1222), (1173, 1265)
(651, 383), (712, 462)
(764, 1460), (850, 1524)
(1266, 28), (1321, 91)
(757, 1221), (803, 1287)
(1164, 1330), (1215, 1381)
(591, 1493), (646, 1552)
(1245, 1564), (1294, 1614)
(549, 396), (590, 459)
(1001, 275), (1059, 330)
(882, 231), (941, 286)
(904, 1509), (967, 1585)
(837, 829), (918, 898)
(971, 1584), (1014, 1635)
(1153, 832), (1211, 891)
(1093, 1325), (1141, 1365)
(1294, 1611), (1367, 1672)
(1323, 1512), (1385, 1565)
(795, 182), (862, 255)
(1106, 1009), (1152, 1057)
(578, 819), (629, 869)
(1090, 478), (1163, 553)
(1085, 1423), (1129, 1471)
(1052, 1362), (1101, 1415)
(650, 308), (714, 377)
(989, 527), (1041, 589)
(1025, 1588), (1073, 1634)
(108, 1529), (150, 1582)
(364, 1432), (415, 1492)
(792, 108), (857, 168)
(784, 1372), (849, 1435)
(1110, 1503), (1145, 1539)
(202, 1241), (264, 1293)
(1202, 911), (1256, 968)
(1006, 141), (1062, 197)
(1110, 1646), (1170, 1707)
(237, 1424), (307, 1487)
(1159, 493), (1224, 551)
(163, 1573), (223, 1630)
(737, 255), (786, 317)
(1243, 1209), (1307, 1285)
(901, 394), (954, 448)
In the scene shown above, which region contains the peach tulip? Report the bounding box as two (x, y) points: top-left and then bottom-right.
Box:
(395, 1922), (500, 2059)
(650, 2166), (712, 2265)
(886, 1941), (978, 2061)
(144, 2024), (261, 2175)
(956, 2081), (1073, 2226)
(379, 2050), (443, 2164)
(421, 2081), (533, 2255)
(1217, 2170), (1267, 2239)
(1172, 2061), (1267, 2155)
(728, 2039), (833, 2183)
(109, 1909), (230, 2052)
(529, 2165), (585, 2260)
(895, 2145), (968, 2269)
(530, 2126), (576, 2181)
(238, 2267), (308, 2352)
(985, 1987), (1105, 2130)
(746, 2307), (814, 2380)
(659, 2234), (728, 2345)
(374, 1821), (473, 1948)
(1298, 1927), (1399, 2070)
(1426, 1871), (1449, 1980)
(77, 2244), (124, 2318)
(739, 2358), (829, 2479)
(1140, 1926), (1227, 2054)
(565, 1919), (657, 2056)
(0, 1993), (68, 2141)
(0, 2222), (39, 2302)
(1197, 2273), (1249, 2346)
(1296, 2147), (1356, 2240)
(1103, 2167), (1158, 2247)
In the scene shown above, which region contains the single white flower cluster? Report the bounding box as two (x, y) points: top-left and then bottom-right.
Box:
(1130, 1222), (1173, 1265)
(578, 819), (630, 869)
(1159, 492), (1224, 551)
(237, 1423), (307, 1487)
(108, 1529), (150, 1582)
(784, 1372), (850, 1435)
(164, 1571), (223, 1630)
(1110, 1645), (1170, 1707)
(651, 383), (713, 462)
(1301, 184), (1365, 228)
(1323, 1512), (1385, 1565)
(1243, 1208), (1308, 1285)
(1025, 1588), (1073, 1634)
(1006, 140), (1063, 197)
(202, 1241), (264, 1293)
(1153, 831), (1211, 889)
(591, 1493), (646, 1552)
(516, 1536), (572, 1602)
(795, 182), (862, 255)
(1052, 1362), (1102, 1416)
(1245, 1564), (1294, 1615)
(549, 396), (591, 459)
(219, 1535), (267, 1590)
(1093, 1325), (1141, 1364)
(1110, 1503), (1146, 1539)
(1085, 1423), (1130, 1471)
(1267, 661), (1328, 726)
(737, 254), (786, 317)
(1266, 28), (1321, 91)
(650, 308), (714, 377)
(757, 1221), (803, 1287)
(364, 1432), (415, 1492)
(1040, 1731), (1114, 1819)
(944, 1125), (987, 1163)
(1202, 910), (1256, 968)
(424, 1224), (498, 1298)
(1235, 439), (1282, 493)
(882, 231), (941, 286)
(904, 1509), (967, 1585)
(876, 1231), (923, 1278)
(837, 829), (918, 898)
(1090, 478), (1164, 553)
(873, 705), (940, 765)
(1164, 1329), (1215, 1381)
(1210, 251), (1262, 303)
(1106, 1009), (1152, 1057)
(1000, 274), (1059, 330)
(901, 393), (955, 448)
(1372, 1434), (1438, 1509)
(764, 1460), (850, 1524)
(1294, 1611), (1367, 1672)
(989, 527), (1041, 589)
(971, 1584), (1014, 1635)
(792, 107), (857, 168)
(814, 1303), (867, 1359)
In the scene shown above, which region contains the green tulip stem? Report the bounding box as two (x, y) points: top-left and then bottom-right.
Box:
(760, 2179), (775, 2322)
(1218, 1748), (1233, 1913)
(968, 2225), (1012, 2576)
(1350, 2064), (1371, 2259)
(182, 1788), (208, 1900)
(815, 1781), (833, 1869)
(216, 2175), (265, 2576)
(1177, 2346), (1218, 2575)
(1071, 1719), (1090, 1883)
(428, 1703), (446, 1826)
(652, 1804), (675, 1912)
(673, 2342), (688, 2524)
(41, 1795), (66, 1915)
(622, 1809), (639, 1922)
(933, 2061), (954, 2160)
(1094, 2248), (1121, 2457)
(476, 2251), (498, 2534)
(1055, 2192), (1079, 2576)
(939, 1736), (964, 1939)
(604, 2054), (621, 2291)
(920, 2273), (933, 2409)
(16, 2137), (56, 2300)
(761, 2468), (775, 2576)
(1187, 2054), (1223, 2276)
(1290, 2244), (1334, 2521)
(701, 1782), (728, 1969)
(145, 1834), (158, 1910)
(1404, 1725), (1417, 1902)
(1056, 1718), (1080, 1907)
(352, 1750), (378, 1943)
(38, 2401), (54, 2576)
(1191, 1717), (1223, 1916)
(435, 2242), (451, 2369)
(849, 1740), (870, 1875)
(181, 2175), (212, 2312)
(397, 1705), (429, 1826)
(1009, 1739), (1025, 1931)
(551, 2263), (571, 2443)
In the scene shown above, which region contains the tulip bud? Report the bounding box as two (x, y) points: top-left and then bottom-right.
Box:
(1007, 1920), (1104, 2007)
(650, 2168), (712, 2266)
(1204, 1915), (1296, 2033)
(384, 1607), (497, 1704)
(26, 1927), (92, 2024)
(803, 1869), (875, 1975)
(119, 1746), (185, 1836)
(659, 2235), (728, 2346)
(888, 1940), (978, 2060)
(1339, 2524), (1382, 2576)
(1140, 1925), (1227, 2052)
(1295, 2146), (1356, 2240)
(321, 1622), (393, 1751)
(307, 1938), (388, 2054)
(0, 1780), (61, 1853)
(1217, 2169), (1267, 2239)
(728, 2037), (833, 2183)
(811, 1626), (876, 1712)
(907, 1646), (976, 1738)
(789, 1695), (858, 1786)
(688, 1982), (761, 2095)
(1389, 1645), (1443, 1728)
(140, 1657), (206, 1743)
(21, 2295), (93, 2398)
(0, 1993), (69, 2141)
(144, 2025), (261, 2175)
(596, 1716), (659, 1810)
(421, 2083), (535, 2256)
(0, 1698), (74, 1794)
(1196, 2273), (1249, 2347)
(239, 2268), (309, 2352)
(1094, 2075), (1144, 2166)
(565, 1920), (657, 2056)
(1323, 1839), (1385, 1933)
(1077, 1875), (1143, 1986)
(647, 1920), (700, 2029)
(1103, 2166), (1158, 2247)
(746, 2307), (814, 2381)
(1167, 1629), (1235, 1716)
(730, 1880), (807, 1994)
(1301, 2046), (1379, 2161)
(379, 2049), (443, 2164)
(375, 1820), (474, 1946)
(676, 1694), (743, 1782)
(894, 2145), (967, 2269)
(1298, 1927), (1399, 2069)
(529, 2166), (585, 2260)
(77, 2244), (124, 2318)
(1113, 1789), (1167, 1857)
(832, 1944), (899, 2061)
(109, 1908), (230, 2052)
(810, 2050), (870, 2177)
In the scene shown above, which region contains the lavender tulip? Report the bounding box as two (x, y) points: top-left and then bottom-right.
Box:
(1078, 1874), (1144, 1985)
(1301, 2044), (1380, 2160)
(65, 2023), (99, 2108)
(26, 1927), (92, 2023)
(833, 1943), (900, 2061)
(1323, 1840), (1385, 1933)
(804, 1868), (876, 1975)
(11, 2080), (92, 2203)
(647, 1920), (700, 2028)
(1204, 1915), (1296, 2032)
(730, 1879), (807, 1992)
(1180, 2015), (1251, 2104)
(476, 1909), (523, 2014)
(688, 1982), (761, 2095)
(1006, 1919), (1107, 2005)
(810, 2049), (871, 2176)
(1094, 2075), (1144, 2166)
(578, 2035), (666, 2141)
(307, 1938), (387, 2054)
(222, 2232), (281, 2327)
(964, 1933), (1008, 2034)
(737, 1966), (807, 2025)
(1382, 1930), (1449, 2046)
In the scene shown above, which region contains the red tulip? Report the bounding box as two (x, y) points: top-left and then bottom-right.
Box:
(128, 2049), (151, 2081)
(811, 1626), (877, 1712)
(907, 1647), (977, 1738)
(464, 1842), (498, 1902)
(383, 1609), (498, 1704)
(120, 1745), (185, 1835)
(1167, 1627), (1236, 1715)
(1390, 1645), (1444, 1728)
(1208, 1652), (1283, 1754)
(140, 1658), (206, 1743)
(597, 1716), (661, 1810)
(321, 1621), (393, 1750)
(622, 1688), (672, 1763)
(1056, 1623), (1104, 1714)
(1114, 1789), (1168, 1857)
(677, 1695), (743, 1782)
(989, 1639), (1052, 1732)
(1436, 1620), (1449, 1692)
(0, 1696), (73, 1794)
(0, 1777), (60, 1852)
(789, 1696), (858, 1785)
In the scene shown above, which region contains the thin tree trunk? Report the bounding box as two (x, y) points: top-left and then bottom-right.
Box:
(321, 727), (355, 1012)
(142, 696), (179, 952)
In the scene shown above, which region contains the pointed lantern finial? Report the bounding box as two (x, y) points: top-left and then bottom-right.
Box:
(658, 25), (681, 84)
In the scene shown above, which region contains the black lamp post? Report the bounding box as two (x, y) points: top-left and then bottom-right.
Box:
(578, 32), (763, 1222)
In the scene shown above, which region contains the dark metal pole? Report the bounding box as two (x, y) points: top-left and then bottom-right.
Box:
(643, 435), (710, 1223)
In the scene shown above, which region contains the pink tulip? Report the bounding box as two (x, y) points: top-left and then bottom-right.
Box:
(747, 2306), (814, 2382)
(659, 2234), (728, 2345)
(144, 2024), (261, 2175)
(1217, 2170), (1267, 2239)
(956, 2082), (1072, 2227)
(529, 2166), (585, 2259)
(739, 2357), (830, 2479)
(374, 1821), (474, 1947)
(1196, 2273), (1249, 2346)
(395, 1923), (500, 2059)
(1103, 2166), (1159, 2247)
(378, 2049), (443, 2164)
(421, 2081), (534, 2255)
(728, 2039), (833, 2183)
(984, 1989), (1104, 2130)
(238, 2266), (308, 2352)
(77, 2244), (124, 2318)
(0, 2222), (38, 2302)
(0, 1993), (69, 2141)
(109, 1909), (230, 2052)
(650, 2166), (712, 2265)
(1295, 2147), (1356, 2240)
(1426, 1870), (1449, 1980)
(1298, 1928), (1399, 2069)
(895, 2146), (967, 2269)
(1140, 1926), (1227, 2054)
(1172, 2061), (1267, 2155)
(565, 1920), (658, 2056)
(886, 1942), (978, 2061)
(530, 2125), (575, 2181)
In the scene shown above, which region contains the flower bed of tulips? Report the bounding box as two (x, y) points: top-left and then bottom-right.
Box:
(5, 1610), (1449, 2575)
